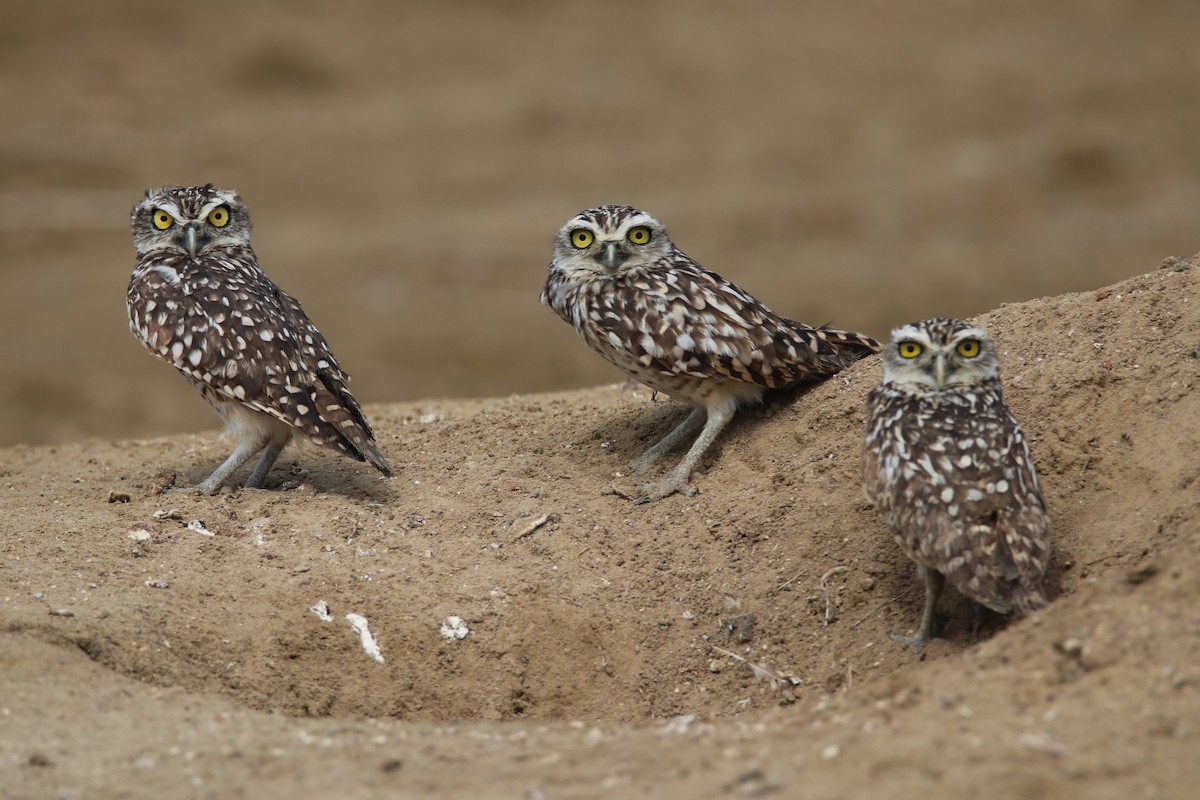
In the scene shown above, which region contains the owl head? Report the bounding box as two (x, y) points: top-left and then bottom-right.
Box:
(551, 205), (673, 278)
(131, 184), (251, 257)
(881, 317), (1000, 391)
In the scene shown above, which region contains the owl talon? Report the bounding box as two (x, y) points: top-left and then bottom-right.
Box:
(169, 483), (232, 497)
(888, 630), (931, 653)
(634, 477), (696, 504)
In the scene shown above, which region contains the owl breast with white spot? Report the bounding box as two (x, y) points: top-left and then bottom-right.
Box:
(128, 184), (391, 494)
(862, 318), (1051, 648)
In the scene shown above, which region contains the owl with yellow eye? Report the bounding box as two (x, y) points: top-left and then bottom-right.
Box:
(862, 318), (1051, 649)
(542, 204), (878, 503)
(127, 184), (391, 494)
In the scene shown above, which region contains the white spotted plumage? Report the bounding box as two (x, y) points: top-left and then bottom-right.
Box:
(862, 318), (1051, 649)
(127, 185), (391, 494)
(542, 204), (879, 502)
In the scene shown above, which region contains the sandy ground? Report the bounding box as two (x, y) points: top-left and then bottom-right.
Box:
(2, 260), (1198, 798)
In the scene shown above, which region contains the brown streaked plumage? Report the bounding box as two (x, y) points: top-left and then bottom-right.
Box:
(542, 204), (879, 503)
(862, 318), (1051, 649)
(127, 185), (391, 494)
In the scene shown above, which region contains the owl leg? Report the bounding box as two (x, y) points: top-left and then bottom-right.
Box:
(241, 434), (289, 489)
(890, 565), (944, 651)
(635, 400), (736, 504)
(193, 436), (268, 495)
(630, 406), (706, 475)
(190, 406), (295, 493)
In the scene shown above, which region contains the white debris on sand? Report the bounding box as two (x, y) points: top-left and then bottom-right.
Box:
(127, 525), (153, 542)
(187, 519), (214, 536)
(440, 616), (470, 640)
(310, 600), (334, 622)
(346, 613), (385, 664)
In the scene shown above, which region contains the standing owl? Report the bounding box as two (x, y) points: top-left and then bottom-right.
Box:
(127, 185), (392, 494)
(862, 318), (1051, 649)
(542, 205), (879, 503)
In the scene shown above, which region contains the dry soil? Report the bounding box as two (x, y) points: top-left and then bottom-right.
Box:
(2, 260), (1198, 798)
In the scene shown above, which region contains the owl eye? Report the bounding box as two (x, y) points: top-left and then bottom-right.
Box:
(152, 210), (174, 230)
(956, 339), (981, 358)
(897, 341), (923, 359)
(208, 205), (231, 228)
(570, 229), (594, 249)
(627, 226), (652, 245)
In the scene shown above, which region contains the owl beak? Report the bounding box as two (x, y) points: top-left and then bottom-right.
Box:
(177, 223), (213, 258)
(597, 241), (629, 272)
(181, 224), (200, 257)
(933, 353), (948, 387)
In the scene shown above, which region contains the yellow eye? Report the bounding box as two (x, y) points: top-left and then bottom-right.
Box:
(956, 339), (981, 358)
(627, 226), (651, 245)
(152, 209), (174, 230)
(897, 341), (923, 359)
(208, 205), (230, 228)
(570, 229), (594, 249)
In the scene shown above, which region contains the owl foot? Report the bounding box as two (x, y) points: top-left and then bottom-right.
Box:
(888, 566), (943, 651)
(888, 629), (932, 653)
(634, 475), (699, 504)
(162, 485), (205, 496)
(164, 482), (233, 497)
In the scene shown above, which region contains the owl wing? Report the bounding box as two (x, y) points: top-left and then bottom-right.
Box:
(598, 257), (877, 388)
(259, 284), (392, 476)
(866, 390), (1050, 614)
(128, 252), (391, 475)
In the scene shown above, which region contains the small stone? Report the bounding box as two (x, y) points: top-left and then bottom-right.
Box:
(440, 616), (470, 640)
(128, 525), (154, 542)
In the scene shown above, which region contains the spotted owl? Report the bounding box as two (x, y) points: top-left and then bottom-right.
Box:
(127, 185), (392, 494)
(862, 318), (1051, 649)
(542, 205), (879, 503)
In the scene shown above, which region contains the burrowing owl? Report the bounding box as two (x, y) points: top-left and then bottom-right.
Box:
(127, 185), (392, 494)
(542, 205), (879, 503)
(862, 318), (1051, 649)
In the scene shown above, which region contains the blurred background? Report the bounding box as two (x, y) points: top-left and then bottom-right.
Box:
(2, 0), (1199, 445)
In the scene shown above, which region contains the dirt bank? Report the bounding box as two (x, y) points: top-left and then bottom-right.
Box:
(2, 260), (1197, 798)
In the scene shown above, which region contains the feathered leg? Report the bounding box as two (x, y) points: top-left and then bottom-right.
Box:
(636, 399), (737, 504)
(890, 565), (944, 651)
(630, 407), (706, 475)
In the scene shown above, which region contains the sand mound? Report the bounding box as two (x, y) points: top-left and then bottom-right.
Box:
(2, 258), (1197, 798)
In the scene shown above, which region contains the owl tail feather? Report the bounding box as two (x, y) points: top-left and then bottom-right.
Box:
(793, 323), (882, 373)
(305, 376), (393, 477)
(1010, 583), (1049, 616)
(812, 324), (882, 358)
